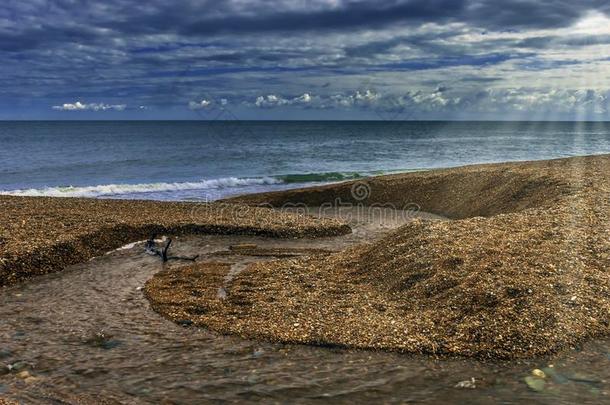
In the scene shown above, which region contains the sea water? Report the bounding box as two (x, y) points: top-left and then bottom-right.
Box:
(1, 120), (610, 201)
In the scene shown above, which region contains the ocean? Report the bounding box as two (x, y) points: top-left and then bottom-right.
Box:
(1, 120), (610, 201)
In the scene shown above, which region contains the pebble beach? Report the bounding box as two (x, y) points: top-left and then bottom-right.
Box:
(1, 154), (609, 364)
(145, 154), (610, 359)
(2, 154), (610, 403)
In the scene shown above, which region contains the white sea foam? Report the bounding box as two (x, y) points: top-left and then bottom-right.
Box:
(0, 177), (283, 198)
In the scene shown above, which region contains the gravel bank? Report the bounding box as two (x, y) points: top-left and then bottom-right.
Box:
(146, 154), (610, 359)
(0, 197), (349, 286)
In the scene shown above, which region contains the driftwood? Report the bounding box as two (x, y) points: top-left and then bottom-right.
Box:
(145, 234), (199, 262)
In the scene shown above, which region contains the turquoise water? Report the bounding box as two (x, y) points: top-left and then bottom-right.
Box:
(1, 120), (610, 200)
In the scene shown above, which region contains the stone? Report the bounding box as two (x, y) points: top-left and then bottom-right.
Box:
(532, 369), (546, 378)
(524, 376), (545, 392)
(8, 361), (31, 372)
(177, 319), (193, 327)
(455, 378), (476, 389)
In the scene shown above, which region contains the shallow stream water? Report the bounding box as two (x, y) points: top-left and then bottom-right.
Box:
(0, 209), (608, 404)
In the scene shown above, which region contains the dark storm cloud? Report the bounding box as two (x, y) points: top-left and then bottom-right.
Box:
(0, 24), (102, 52)
(2, 0), (610, 119)
(94, 0), (610, 36)
(177, 0), (466, 36)
(464, 0), (609, 29)
(3, 0), (610, 52)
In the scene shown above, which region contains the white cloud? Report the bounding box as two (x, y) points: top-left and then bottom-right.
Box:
(52, 101), (126, 111)
(255, 94), (290, 108)
(294, 93), (312, 103)
(53, 101), (87, 111)
(354, 90), (380, 102)
(570, 11), (610, 36)
(329, 90), (382, 107)
(252, 93), (323, 108)
(188, 99), (212, 110)
(246, 87), (610, 117)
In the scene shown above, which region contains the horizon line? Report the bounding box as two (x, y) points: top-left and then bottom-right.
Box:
(2, 119), (610, 123)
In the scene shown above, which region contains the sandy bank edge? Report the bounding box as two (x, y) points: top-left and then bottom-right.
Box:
(0, 198), (349, 287)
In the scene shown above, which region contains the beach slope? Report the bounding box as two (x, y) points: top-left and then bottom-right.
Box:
(146, 154), (610, 359)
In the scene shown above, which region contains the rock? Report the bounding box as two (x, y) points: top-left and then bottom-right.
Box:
(524, 376), (545, 392)
(455, 378), (476, 389)
(16, 370), (31, 379)
(177, 319), (193, 327)
(0, 350), (11, 359)
(7, 361), (31, 372)
(532, 369), (546, 378)
(83, 331), (120, 350)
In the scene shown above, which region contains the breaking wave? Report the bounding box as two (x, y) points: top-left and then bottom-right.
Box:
(0, 171), (379, 198)
(0, 177), (283, 198)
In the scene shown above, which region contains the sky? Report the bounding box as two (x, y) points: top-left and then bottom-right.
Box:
(2, 0), (610, 120)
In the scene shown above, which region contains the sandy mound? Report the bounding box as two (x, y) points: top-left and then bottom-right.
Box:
(147, 155), (610, 358)
(228, 156), (574, 219)
(0, 197), (349, 286)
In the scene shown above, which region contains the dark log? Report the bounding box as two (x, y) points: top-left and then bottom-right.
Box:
(162, 238), (172, 262)
(144, 234), (198, 262)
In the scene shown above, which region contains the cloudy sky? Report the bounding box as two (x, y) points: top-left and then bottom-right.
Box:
(2, 0), (610, 120)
